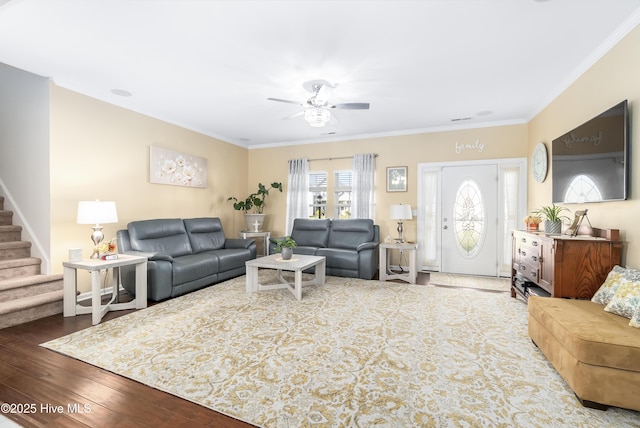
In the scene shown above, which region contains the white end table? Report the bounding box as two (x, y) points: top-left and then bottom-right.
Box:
(63, 254), (147, 325)
(239, 230), (271, 257)
(379, 242), (419, 284)
(245, 253), (326, 301)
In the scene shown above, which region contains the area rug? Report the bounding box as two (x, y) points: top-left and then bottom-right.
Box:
(429, 272), (511, 292)
(41, 275), (639, 427)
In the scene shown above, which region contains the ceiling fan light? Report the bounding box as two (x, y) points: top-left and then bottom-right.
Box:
(304, 107), (330, 127)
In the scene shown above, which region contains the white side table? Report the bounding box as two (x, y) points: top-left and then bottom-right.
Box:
(379, 242), (419, 284)
(63, 254), (147, 325)
(240, 230), (271, 257)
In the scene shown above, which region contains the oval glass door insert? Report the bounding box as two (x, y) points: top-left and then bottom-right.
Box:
(453, 178), (486, 257)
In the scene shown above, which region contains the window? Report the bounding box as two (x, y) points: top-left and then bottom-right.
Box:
(309, 171), (327, 219)
(334, 170), (352, 219)
(453, 178), (486, 257)
(306, 170), (352, 219)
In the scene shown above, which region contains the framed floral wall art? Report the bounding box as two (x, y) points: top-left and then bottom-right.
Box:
(149, 146), (207, 188)
(386, 166), (407, 192)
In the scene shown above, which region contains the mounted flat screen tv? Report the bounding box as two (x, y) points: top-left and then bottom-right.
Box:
(552, 100), (629, 203)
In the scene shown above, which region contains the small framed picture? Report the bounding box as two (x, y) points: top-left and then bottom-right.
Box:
(387, 166), (407, 192)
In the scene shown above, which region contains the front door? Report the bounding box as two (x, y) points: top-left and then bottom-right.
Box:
(440, 164), (498, 276)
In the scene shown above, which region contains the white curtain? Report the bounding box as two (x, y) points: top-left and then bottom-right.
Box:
(351, 153), (376, 219)
(285, 158), (309, 235)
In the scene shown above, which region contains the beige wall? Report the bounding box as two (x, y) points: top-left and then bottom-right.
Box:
(529, 22), (640, 267)
(48, 83), (527, 291)
(49, 86), (248, 289)
(46, 19), (640, 290)
(249, 124), (528, 242)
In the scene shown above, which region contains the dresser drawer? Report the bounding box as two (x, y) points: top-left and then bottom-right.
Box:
(515, 260), (539, 283)
(517, 234), (542, 249)
(518, 244), (540, 267)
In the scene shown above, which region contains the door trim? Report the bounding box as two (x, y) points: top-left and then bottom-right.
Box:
(416, 158), (528, 275)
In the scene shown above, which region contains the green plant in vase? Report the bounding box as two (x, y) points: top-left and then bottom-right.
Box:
(273, 236), (297, 260)
(227, 181), (283, 231)
(227, 182), (283, 214)
(533, 204), (570, 234)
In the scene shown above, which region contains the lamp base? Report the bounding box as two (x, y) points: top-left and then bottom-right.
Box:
(90, 225), (104, 259)
(396, 221), (405, 243)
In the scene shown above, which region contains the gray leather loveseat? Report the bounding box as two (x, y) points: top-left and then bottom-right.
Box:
(269, 218), (380, 280)
(117, 217), (256, 301)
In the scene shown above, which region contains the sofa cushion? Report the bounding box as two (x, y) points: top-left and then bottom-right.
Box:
(292, 246), (318, 256)
(184, 217), (226, 253)
(604, 279), (640, 319)
(214, 248), (254, 271)
(128, 218), (193, 257)
(171, 253), (219, 285)
(316, 248), (359, 270)
(592, 265), (640, 305)
(327, 219), (375, 250)
(290, 219), (331, 248)
(528, 296), (640, 372)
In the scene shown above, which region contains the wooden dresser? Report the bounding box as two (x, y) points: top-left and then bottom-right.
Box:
(511, 228), (622, 300)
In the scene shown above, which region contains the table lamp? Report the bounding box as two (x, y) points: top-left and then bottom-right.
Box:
(77, 200), (118, 259)
(390, 204), (412, 243)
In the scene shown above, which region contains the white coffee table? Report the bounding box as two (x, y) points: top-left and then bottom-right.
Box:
(245, 253), (326, 301)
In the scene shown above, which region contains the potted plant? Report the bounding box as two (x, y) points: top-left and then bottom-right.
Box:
(532, 204), (570, 235)
(523, 215), (542, 231)
(273, 236), (297, 260)
(228, 182), (283, 231)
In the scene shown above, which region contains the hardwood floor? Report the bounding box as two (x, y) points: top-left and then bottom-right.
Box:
(0, 297), (254, 427)
(0, 273), (430, 427)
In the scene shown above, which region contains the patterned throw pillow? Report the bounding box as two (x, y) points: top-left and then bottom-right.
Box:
(591, 265), (640, 305)
(604, 279), (640, 319)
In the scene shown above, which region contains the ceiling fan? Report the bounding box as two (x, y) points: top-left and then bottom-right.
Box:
(267, 79), (370, 128)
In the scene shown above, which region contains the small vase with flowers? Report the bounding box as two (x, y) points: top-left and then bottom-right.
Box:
(523, 215), (542, 231)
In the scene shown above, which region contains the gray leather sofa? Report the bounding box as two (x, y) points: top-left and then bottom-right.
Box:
(269, 218), (380, 280)
(117, 217), (256, 301)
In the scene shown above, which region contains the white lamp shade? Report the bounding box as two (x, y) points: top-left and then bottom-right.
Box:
(390, 204), (412, 220)
(77, 200), (118, 225)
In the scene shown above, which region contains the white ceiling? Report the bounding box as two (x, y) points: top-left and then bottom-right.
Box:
(1, 0), (640, 148)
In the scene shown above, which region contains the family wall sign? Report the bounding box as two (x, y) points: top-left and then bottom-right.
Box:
(454, 139), (485, 154)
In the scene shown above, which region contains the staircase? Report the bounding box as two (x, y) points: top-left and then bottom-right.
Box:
(0, 196), (64, 329)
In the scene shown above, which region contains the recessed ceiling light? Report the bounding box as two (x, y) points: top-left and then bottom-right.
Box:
(476, 110), (493, 117)
(451, 117), (472, 122)
(239, 138), (251, 142)
(111, 89), (132, 97)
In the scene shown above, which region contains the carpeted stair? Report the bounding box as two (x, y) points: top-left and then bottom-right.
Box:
(0, 196), (63, 329)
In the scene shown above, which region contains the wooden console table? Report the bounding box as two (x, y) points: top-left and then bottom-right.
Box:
(511, 227), (622, 300)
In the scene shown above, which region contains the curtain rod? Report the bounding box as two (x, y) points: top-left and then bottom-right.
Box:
(308, 153), (378, 162)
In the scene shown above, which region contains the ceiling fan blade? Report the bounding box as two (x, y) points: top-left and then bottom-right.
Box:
(330, 102), (370, 110)
(267, 97), (303, 106)
(282, 111), (305, 120)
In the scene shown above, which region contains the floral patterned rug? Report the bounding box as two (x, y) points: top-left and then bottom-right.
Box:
(41, 274), (639, 427)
